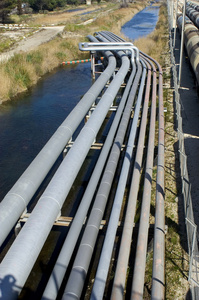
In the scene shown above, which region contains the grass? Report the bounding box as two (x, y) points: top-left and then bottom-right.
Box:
(0, 1), (146, 103)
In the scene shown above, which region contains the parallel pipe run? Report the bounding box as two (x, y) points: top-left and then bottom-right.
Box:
(150, 55), (165, 300)
(131, 56), (157, 299)
(0, 51), (116, 247)
(139, 50), (164, 299)
(111, 56), (155, 300)
(79, 42), (139, 66)
(86, 31), (165, 299)
(0, 31), (165, 300)
(103, 32), (165, 299)
(62, 54), (133, 300)
(90, 58), (146, 300)
(0, 49), (129, 300)
(42, 36), (137, 300)
(79, 42), (140, 64)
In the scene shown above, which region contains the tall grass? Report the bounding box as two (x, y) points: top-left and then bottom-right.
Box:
(0, 1), (146, 102)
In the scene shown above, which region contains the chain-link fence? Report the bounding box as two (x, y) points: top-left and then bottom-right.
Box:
(167, 1), (199, 298)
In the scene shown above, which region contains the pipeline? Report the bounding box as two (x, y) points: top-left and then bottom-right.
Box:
(0, 41), (129, 299)
(90, 57), (146, 300)
(61, 41), (132, 300)
(0, 31), (165, 300)
(131, 56), (157, 299)
(111, 55), (155, 300)
(177, 13), (199, 86)
(96, 31), (165, 299)
(0, 50), (116, 247)
(42, 36), (137, 300)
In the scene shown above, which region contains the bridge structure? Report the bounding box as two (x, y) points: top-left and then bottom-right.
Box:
(0, 31), (165, 299)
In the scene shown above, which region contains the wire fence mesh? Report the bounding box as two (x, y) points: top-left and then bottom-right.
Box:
(167, 0), (199, 298)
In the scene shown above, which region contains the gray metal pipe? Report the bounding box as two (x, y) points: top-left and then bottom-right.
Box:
(79, 42), (140, 64)
(0, 51), (129, 300)
(110, 56), (154, 300)
(138, 50), (165, 299)
(178, 0), (186, 86)
(0, 51), (116, 247)
(79, 43), (139, 66)
(42, 40), (137, 300)
(62, 56), (134, 300)
(97, 31), (123, 42)
(131, 57), (157, 299)
(90, 59), (146, 300)
(84, 32), (165, 300)
(149, 55), (165, 300)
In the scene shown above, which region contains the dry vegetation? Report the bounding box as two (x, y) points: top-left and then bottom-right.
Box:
(0, 1), (146, 103)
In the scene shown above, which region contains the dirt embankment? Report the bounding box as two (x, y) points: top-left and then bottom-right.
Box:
(0, 26), (65, 62)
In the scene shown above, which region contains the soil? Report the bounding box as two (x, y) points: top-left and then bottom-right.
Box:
(0, 25), (65, 62)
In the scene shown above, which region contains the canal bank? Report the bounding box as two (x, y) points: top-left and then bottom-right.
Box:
(0, 1), (148, 104)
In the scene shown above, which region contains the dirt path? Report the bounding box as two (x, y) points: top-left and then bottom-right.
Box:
(0, 25), (65, 62)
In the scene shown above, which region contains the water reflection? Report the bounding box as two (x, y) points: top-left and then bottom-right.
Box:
(121, 5), (160, 41)
(0, 63), (92, 201)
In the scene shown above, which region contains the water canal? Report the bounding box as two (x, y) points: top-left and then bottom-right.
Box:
(0, 3), (160, 299)
(121, 4), (160, 41)
(0, 64), (92, 201)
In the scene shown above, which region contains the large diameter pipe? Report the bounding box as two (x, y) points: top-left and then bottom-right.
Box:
(42, 44), (137, 300)
(0, 52), (129, 300)
(178, 0), (186, 86)
(62, 54), (131, 300)
(90, 59), (145, 300)
(0, 52), (116, 247)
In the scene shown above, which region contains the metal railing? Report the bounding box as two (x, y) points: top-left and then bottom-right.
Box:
(167, 0), (199, 298)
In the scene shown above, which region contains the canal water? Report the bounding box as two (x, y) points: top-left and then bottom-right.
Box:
(0, 63), (92, 201)
(121, 4), (160, 41)
(0, 3), (160, 299)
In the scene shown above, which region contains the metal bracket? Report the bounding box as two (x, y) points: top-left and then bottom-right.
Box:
(79, 42), (140, 66)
